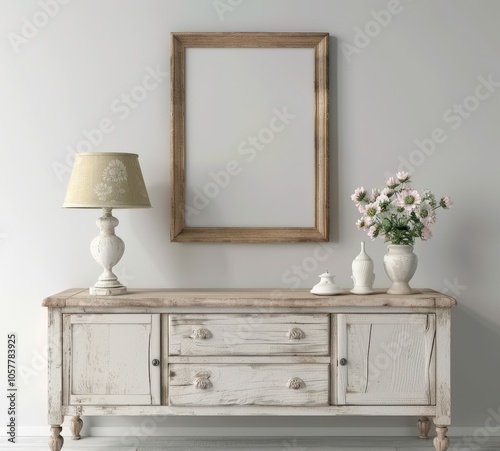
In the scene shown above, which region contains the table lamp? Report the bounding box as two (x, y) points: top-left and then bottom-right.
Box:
(63, 152), (151, 295)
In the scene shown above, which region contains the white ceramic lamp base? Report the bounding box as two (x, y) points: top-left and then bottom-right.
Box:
(89, 208), (127, 296)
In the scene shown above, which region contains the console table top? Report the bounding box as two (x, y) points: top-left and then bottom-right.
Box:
(42, 288), (456, 308)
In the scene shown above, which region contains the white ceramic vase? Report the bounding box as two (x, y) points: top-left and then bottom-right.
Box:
(351, 241), (375, 294)
(383, 244), (418, 295)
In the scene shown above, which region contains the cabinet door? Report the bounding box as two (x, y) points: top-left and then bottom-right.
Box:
(337, 314), (435, 406)
(64, 314), (161, 405)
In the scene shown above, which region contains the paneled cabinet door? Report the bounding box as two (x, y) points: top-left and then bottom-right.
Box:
(336, 314), (436, 406)
(63, 314), (161, 405)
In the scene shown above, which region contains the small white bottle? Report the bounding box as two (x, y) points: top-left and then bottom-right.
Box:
(351, 242), (375, 294)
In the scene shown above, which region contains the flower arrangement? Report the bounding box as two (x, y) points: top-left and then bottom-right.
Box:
(351, 171), (452, 246)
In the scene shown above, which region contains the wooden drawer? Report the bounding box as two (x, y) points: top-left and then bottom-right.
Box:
(168, 314), (329, 356)
(168, 364), (329, 406)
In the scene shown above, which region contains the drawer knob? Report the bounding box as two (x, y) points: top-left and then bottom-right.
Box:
(194, 371), (212, 390)
(286, 377), (305, 390)
(287, 328), (305, 340)
(151, 359), (160, 367)
(339, 358), (347, 366)
(191, 328), (212, 340)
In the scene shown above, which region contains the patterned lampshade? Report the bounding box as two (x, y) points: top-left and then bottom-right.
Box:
(63, 152), (151, 208)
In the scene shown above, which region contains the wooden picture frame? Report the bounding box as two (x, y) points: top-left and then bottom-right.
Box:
(171, 32), (329, 243)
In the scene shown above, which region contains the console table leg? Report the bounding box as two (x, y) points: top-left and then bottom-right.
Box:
(49, 425), (64, 451)
(417, 416), (431, 439)
(69, 416), (83, 440)
(433, 425), (450, 451)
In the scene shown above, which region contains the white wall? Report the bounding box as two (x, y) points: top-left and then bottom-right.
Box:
(1, 0), (499, 442)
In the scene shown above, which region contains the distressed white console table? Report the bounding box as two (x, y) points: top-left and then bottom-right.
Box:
(43, 288), (456, 451)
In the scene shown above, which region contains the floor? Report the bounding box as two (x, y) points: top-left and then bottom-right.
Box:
(2, 436), (500, 451)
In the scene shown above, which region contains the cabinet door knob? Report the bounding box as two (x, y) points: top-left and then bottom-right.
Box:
(191, 328), (212, 340)
(152, 359), (160, 366)
(339, 358), (347, 366)
(287, 328), (305, 340)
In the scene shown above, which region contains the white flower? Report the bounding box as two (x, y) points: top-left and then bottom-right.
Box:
(396, 171), (410, 183)
(377, 194), (391, 205)
(421, 226), (433, 241)
(396, 189), (421, 211)
(369, 189), (380, 203)
(440, 196), (452, 209)
(103, 160), (128, 182)
(364, 202), (380, 217)
(94, 183), (112, 201)
(417, 202), (436, 225)
(355, 218), (366, 230)
(351, 187), (367, 203)
(381, 187), (394, 198)
(367, 225), (378, 240)
(385, 176), (398, 188)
